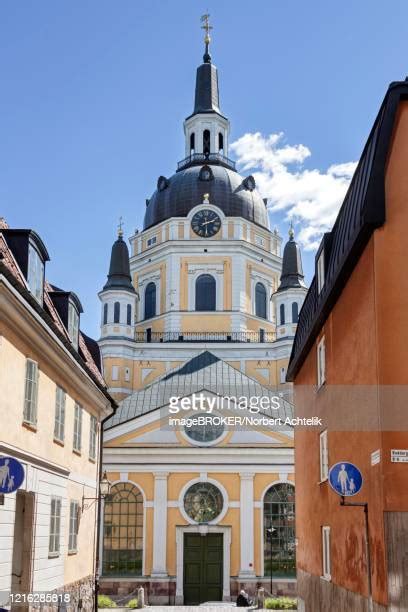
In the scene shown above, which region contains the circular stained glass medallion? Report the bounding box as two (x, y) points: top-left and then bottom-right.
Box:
(183, 482), (224, 523)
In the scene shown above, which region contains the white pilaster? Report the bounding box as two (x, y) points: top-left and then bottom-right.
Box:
(151, 472), (169, 577)
(239, 472), (256, 577)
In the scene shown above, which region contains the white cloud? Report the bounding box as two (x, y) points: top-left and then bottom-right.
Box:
(230, 132), (357, 251)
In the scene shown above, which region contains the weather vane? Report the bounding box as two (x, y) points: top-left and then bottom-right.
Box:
(118, 216), (124, 237)
(201, 13), (213, 45)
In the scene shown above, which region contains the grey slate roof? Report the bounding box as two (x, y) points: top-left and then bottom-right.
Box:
(103, 235), (135, 293)
(105, 351), (293, 430)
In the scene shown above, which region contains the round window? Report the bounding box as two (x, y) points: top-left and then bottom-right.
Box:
(184, 417), (224, 444)
(183, 482), (224, 523)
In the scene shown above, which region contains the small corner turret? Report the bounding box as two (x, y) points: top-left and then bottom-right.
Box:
(99, 219), (136, 341)
(272, 224), (308, 339)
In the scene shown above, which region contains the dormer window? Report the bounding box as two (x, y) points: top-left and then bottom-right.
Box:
(68, 300), (80, 350)
(317, 250), (325, 294)
(27, 243), (44, 304)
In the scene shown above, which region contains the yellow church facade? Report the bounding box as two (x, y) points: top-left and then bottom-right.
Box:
(98, 23), (307, 605)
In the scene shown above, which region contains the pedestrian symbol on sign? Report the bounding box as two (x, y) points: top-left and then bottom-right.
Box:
(328, 462), (363, 497)
(0, 457), (25, 494)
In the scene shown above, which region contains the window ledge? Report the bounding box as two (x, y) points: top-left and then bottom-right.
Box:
(48, 552), (60, 559)
(321, 575), (331, 582)
(53, 438), (65, 447)
(22, 421), (37, 432)
(73, 449), (82, 456)
(88, 457), (96, 464)
(318, 478), (328, 485)
(316, 380), (327, 393)
(68, 550), (78, 556)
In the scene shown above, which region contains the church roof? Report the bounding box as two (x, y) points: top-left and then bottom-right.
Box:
(277, 228), (306, 292)
(104, 351), (294, 429)
(103, 233), (135, 292)
(144, 164), (269, 230)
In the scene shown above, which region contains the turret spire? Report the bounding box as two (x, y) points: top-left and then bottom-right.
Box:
(103, 228), (135, 293)
(277, 225), (306, 292)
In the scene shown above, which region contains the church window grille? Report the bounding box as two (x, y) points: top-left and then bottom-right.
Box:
(255, 282), (267, 319)
(127, 304), (132, 326)
(264, 483), (296, 578)
(114, 302), (120, 324)
(218, 132), (224, 152)
(103, 482), (144, 576)
(203, 129), (211, 156)
(103, 303), (108, 325)
(184, 482), (223, 523)
(144, 282), (156, 319)
(280, 304), (285, 325)
(195, 274), (216, 311)
(184, 417), (224, 444)
(292, 302), (299, 323)
(190, 132), (195, 154)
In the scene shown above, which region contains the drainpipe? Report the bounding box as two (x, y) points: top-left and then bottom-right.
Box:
(94, 403), (116, 612)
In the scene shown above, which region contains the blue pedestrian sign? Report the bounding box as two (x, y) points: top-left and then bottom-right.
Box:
(329, 462), (363, 497)
(0, 457), (25, 493)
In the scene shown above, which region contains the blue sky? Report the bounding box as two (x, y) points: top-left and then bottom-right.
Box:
(2, 1), (408, 337)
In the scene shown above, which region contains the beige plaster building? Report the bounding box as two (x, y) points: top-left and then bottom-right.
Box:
(0, 219), (115, 610)
(98, 30), (307, 605)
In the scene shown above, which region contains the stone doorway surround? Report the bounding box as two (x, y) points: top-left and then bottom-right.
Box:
(175, 525), (231, 605)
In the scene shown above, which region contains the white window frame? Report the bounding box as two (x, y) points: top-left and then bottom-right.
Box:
(317, 336), (326, 388)
(111, 365), (119, 381)
(147, 235), (157, 247)
(54, 386), (66, 442)
(322, 526), (331, 580)
(27, 243), (44, 304)
(73, 403), (83, 452)
(49, 497), (62, 557)
(68, 301), (79, 350)
(317, 250), (325, 294)
(23, 359), (39, 425)
(89, 415), (97, 460)
(68, 500), (79, 553)
(319, 430), (328, 482)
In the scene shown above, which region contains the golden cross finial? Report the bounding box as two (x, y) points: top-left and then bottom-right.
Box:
(201, 13), (213, 44)
(118, 216), (124, 237)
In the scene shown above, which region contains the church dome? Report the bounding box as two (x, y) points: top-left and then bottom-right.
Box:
(143, 164), (269, 230)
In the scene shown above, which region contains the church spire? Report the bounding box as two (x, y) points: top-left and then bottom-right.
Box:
(102, 222), (135, 293)
(192, 14), (220, 116)
(277, 225), (306, 292)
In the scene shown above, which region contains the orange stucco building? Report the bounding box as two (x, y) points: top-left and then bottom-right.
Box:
(287, 79), (408, 611)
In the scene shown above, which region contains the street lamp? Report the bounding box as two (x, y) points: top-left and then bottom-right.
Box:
(82, 471), (111, 512)
(266, 525), (276, 596)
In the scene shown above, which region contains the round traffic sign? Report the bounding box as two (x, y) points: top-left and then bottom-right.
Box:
(0, 457), (25, 493)
(328, 461), (363, 497)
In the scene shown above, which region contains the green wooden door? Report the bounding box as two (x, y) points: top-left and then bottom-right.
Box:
(183, 533), (223, 604)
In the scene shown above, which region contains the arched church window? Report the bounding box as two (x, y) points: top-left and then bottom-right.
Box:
(184, 482), (223, 523)
(144, 282), (156, 320)
(127, 304), (132, 326)
(203, 129), (211, 157)
(102, 482), (143, 576)
(195, 274), (216, 311)
(264, 483), (296, 578)
(255, 282), (267, 319)
(218, 132), (224, 153)
(292, 302), (299, 324)
(114, 302), (120, 324)
(103, 303), (108, 325)
(190, 132), (195, 154)
(280, 304), (285, 325)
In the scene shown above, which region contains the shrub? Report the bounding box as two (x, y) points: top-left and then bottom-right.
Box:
(98, 594), (117, 609)
(265, 596), (297, 610)
(127, 599), (138, 609)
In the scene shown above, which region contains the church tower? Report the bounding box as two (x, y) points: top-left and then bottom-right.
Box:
(99, 224), (136, 344)
(98, 19), (307, 401)
(272, 225), (307, 340)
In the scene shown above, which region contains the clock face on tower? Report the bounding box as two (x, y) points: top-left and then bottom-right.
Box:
(191, 209), (221, 237)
